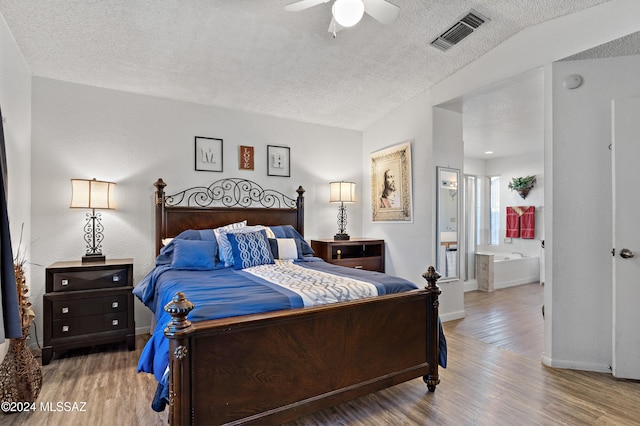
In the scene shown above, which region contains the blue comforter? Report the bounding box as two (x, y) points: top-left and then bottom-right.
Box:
(133, 257), (421, 383)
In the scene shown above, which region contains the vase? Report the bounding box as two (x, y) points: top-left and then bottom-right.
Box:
(0, 325), (43, 412)
(0, 263), (42, 413)
(516, 187), (531, 199)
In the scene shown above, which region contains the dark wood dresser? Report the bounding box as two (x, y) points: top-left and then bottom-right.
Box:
(311, 238), (385, 273)
(42, 258), (135, 365)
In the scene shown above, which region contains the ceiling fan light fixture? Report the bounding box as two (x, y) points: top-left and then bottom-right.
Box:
(332, 0), (365, 27)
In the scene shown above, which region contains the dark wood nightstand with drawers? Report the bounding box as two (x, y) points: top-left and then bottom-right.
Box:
(311, 238), (385, 273)
(42, 258), (135, 365)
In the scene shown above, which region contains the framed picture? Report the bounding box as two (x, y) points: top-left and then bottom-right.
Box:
(370, 141), (413, 222)
(195, 136), (223, 172)
(239, 145), (254, 170)
(267, 145), (290, 177)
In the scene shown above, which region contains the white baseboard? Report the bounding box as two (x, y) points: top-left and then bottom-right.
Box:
(542, 354), (611, 373)
(464, 279), (478, 292)
(135, 326), (151, 335)
(440, 309), (465, 322)
(494, 276), (539, 290)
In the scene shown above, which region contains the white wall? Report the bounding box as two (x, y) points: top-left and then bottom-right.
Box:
(432, 106), (464, 319)
(549, 54), (640, 371)
(463, 158), (486, 177)
(360, 91), (440, 291)
(0, 13), (31, 357)
(29, 77), (362, 339)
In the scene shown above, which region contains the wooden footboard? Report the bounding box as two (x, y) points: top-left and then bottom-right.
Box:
(163, 267), (441, 425)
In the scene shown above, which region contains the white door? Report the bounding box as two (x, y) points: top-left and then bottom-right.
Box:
(611, 98), (640, 380)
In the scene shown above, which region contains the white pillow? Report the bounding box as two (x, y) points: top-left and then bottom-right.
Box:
(274, 238), (298, 260)
(264, 226), (275, 239)
(214, 220), (247, 263)
(162, 238), (173, 246)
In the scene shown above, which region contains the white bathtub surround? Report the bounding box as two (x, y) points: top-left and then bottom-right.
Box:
(476, 253), (494, 292)
(476, 252), (540, 291)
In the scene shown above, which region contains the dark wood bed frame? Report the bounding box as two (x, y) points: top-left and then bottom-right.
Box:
(153, 178), (441, 425)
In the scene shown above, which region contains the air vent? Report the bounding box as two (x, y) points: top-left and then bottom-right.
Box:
(431, 10), (488, 52)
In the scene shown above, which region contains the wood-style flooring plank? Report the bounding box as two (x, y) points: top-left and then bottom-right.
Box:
(3, 283), (639, 425)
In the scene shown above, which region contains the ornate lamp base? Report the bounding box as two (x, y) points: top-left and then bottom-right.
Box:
(334, 233), (350, 240)
(82, 253), (106, 263)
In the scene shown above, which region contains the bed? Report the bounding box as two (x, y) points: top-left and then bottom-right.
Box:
(135, 178), (443, 425)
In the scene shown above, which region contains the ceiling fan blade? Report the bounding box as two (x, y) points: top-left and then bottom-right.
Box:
(362, 0), (400, 25)
(327, 16), (345, 35)
(284, 0), (329, 12)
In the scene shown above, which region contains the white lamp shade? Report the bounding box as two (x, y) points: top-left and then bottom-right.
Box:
(332, 0), (365, 27)
(70, 178), (116, 209)
(329, 181), (356, 203)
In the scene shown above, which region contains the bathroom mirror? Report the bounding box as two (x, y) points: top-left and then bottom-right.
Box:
(436, 167), (460, 280)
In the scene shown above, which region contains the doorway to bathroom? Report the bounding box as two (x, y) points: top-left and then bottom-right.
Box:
(461, 68), (545, 292)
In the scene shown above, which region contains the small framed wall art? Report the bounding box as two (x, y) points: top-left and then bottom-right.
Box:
(239, 145), (254, 170)
(267, 145), (290, 177)
(195, 136), (223, 172)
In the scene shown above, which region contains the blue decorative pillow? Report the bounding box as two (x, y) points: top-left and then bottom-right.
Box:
(269, 225), (314, 256)
(268, 238), (302, 260)
(219, 225), (265, 267)
(213, 220), (247, 264)
(171, 239), (217, 270)
(226, 230), (274, 270)
(157, 229), (216, 266)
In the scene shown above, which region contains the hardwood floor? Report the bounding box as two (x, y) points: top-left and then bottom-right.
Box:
(4, 283), (640, 425)
(447, 282), (545, 361)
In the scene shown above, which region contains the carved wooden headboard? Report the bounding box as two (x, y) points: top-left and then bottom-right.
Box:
(154, 178), (305, 255)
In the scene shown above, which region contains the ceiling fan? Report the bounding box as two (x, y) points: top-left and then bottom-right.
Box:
(285, 0), (400, 37)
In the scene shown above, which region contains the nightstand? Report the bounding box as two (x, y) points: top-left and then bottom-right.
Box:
(42, 258), (135, 365)
(311, 238), (385, 273)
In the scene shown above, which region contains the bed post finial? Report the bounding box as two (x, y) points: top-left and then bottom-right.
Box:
(154, 178), (166, 205)
(164, 292), (195, 335)
(422, 266), (441, 289)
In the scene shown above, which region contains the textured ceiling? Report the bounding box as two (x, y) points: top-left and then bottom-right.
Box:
(463, 68), (544, 160)
(0, 0), (611, 130)
(462, 30), (640, 160)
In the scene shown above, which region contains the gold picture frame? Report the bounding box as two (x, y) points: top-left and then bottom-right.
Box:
(370, 141), (413, 222)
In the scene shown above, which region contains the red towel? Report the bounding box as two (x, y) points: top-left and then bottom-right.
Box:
(506, 207), (520, 238)
(520, 206), (535, 239)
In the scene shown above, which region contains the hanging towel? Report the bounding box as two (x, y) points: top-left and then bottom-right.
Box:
(506, 206), (520, 238)
(520, 206), (536, 239)
(445, 249), (457, 277)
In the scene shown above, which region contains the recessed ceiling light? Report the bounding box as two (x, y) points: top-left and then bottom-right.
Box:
(485, 151), (494, 155)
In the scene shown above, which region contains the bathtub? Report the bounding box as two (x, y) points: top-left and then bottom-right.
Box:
(476, 252), (540, 291)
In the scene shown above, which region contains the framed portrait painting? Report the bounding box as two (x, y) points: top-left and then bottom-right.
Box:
(370, 141), (413, 222)
(195, 136), (223, 172)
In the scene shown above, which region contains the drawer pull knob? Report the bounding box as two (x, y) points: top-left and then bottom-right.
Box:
(61, 307), (69, 314)
(112, 320), (119, 326)
(112, 302), (119, 309)
(61, 279), (69, 286)
(112, 274), (120, 282)
(62, 325), (69, 332)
